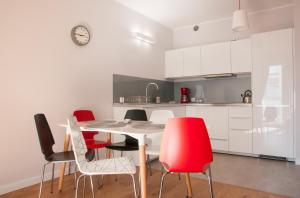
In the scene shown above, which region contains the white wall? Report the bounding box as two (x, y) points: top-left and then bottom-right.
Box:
(173, 5), (294, 48)
(0, 0), (172, 194)
(294, 1), (300, 165)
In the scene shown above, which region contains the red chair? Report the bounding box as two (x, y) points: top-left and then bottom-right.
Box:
(159, 117), (214, 198)
(73, 110), (109, 154)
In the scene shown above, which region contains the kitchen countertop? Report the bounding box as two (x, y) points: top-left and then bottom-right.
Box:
(113, 102), (252, 107)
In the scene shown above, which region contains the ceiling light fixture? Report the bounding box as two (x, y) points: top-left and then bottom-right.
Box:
(133, 32), (155, 44)
(232, 0), (249, 32)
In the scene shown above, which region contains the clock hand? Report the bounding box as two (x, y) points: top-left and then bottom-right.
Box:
(75, 33), (86, 36)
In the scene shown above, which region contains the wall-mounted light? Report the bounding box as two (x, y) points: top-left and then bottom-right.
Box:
(132, 32), (155, 44)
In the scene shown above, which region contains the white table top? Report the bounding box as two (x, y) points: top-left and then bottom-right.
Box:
(78, 120), (164, 145)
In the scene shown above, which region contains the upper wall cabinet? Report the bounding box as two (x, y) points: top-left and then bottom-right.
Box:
(231, 39), (252, 73)
(183, 46), (202, 76)
(165, 39), (252, 78)
(165, 49), (184, 78)
(201, 41), (231, 75)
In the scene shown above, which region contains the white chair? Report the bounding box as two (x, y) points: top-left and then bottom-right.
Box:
(146, 110), (174, 175)
(67, 117), (138, 198)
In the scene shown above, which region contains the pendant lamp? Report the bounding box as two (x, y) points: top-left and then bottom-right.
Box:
(232, 0), (249, 32)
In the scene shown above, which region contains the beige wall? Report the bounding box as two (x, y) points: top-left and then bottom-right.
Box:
(0, 0), (172, 193)
(295, 1), (300, 165)
(173, 5), (294, 48)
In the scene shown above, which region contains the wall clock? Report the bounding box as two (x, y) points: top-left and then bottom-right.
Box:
(71, 25), (90, 46)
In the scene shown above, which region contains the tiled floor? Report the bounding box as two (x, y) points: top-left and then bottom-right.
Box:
(152, 153), (300, 198)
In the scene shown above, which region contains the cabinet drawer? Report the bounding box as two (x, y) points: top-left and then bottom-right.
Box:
(229, 106), (252, 118)
(211, 139), (228, 151)
(229, 118), (252, 130)
(229, 129), (252, 153)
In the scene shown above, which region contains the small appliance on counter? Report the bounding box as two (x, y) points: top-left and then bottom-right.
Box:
(180, 87), (190, 103)
(241, 90), (252, 103)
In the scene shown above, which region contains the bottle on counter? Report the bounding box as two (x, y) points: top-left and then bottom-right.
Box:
(119, 97), (125, 104)
(156, 96), (161, 104)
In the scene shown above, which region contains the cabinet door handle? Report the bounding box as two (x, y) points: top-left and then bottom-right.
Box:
(230, 128), (252, 132)
(230, 116), (251, 119)
(210, 138), (227, 141)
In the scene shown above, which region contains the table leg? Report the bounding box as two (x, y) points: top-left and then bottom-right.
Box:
(106, 133), (112, 158)
(139, 145), (147, 198)
(185, 173), (193, 197)
(58, 134), (70, 191)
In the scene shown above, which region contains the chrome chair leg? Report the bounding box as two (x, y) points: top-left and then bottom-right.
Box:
(96, 149), (99, 160)
(89, 176), (95, 198)
(68, 148), (73, 175)
(112, 151), (118, 182)
(68, 162), (71, 175)
(95, 149), (103, 189)
(158, 172), (168, 198)
(136, 172), (140, 197)
(161, 166), (164, 176)
(75, 174), (85, 198)
(74, 165), (77, 189)
(38, 163), (49, 198)
(50, 163), (55, 193)
(178, 173), (181, 180)
(130, 174), (138, 198)
(207, 166), (214, 198)
(147, 155), (152, 176)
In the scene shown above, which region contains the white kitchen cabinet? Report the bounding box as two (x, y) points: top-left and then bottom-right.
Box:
(165, 49), (184, 78)
(231, 39), (252, 73)
(186, 106), (229, 151)
(183, 46), (202, 76)
(252, 28), (294, 158)
(201, 42), (231, 75)
(229, 106), (253, 154)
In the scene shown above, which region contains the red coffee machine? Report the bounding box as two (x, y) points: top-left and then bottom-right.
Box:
(180, 87), (190, 103)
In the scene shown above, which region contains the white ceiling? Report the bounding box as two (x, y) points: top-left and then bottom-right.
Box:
(115, 0), (294, 29)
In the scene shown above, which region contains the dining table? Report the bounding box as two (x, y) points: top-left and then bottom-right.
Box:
(58, 120), (193, 198)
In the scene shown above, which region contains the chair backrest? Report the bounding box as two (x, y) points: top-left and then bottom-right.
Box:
(73, 110), (95, 122)
(149, 110), (174, 124)
(159, 117), (213, 173)
(124, 109), (148, 144)
(124, 109), (148, 121)
(34, 114), (55, 159)
(73, 110), (98, 140)
(68, 117), (89, 172)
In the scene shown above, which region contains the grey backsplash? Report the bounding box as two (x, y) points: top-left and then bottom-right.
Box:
(113, 74), (251, 104)
(174, 76), (251, 103)
(113, 74), (174, 103)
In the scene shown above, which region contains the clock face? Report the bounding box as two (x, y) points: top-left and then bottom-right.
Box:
(71, 25), (90, 46)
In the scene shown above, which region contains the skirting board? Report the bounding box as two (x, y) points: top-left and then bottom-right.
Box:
(0, 165), (76, 195)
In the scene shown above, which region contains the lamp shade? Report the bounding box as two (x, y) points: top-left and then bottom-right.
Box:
(232, 9), (249, 32)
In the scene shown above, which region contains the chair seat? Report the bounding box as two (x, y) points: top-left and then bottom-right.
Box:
(146, 145), (160, 156)
(80, 157), (136, 175)
(106, 141), (139, 151)
(85, 139), (109, 149)
(46, 151), (75, 162)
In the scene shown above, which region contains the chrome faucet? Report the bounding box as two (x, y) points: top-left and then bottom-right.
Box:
(146, 82), (159, 103)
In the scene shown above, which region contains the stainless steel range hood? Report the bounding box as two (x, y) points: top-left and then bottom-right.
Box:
(203, 73), (237, 79)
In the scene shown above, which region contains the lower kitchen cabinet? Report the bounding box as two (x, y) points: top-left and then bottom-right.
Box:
(113, 104), (255, 158)
(228, 106), (253, 154)
(186, 105), (229, 152)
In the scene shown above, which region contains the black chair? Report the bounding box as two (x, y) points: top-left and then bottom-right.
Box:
(34, 114), (77, 198)
(106, 109), (147, 152)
